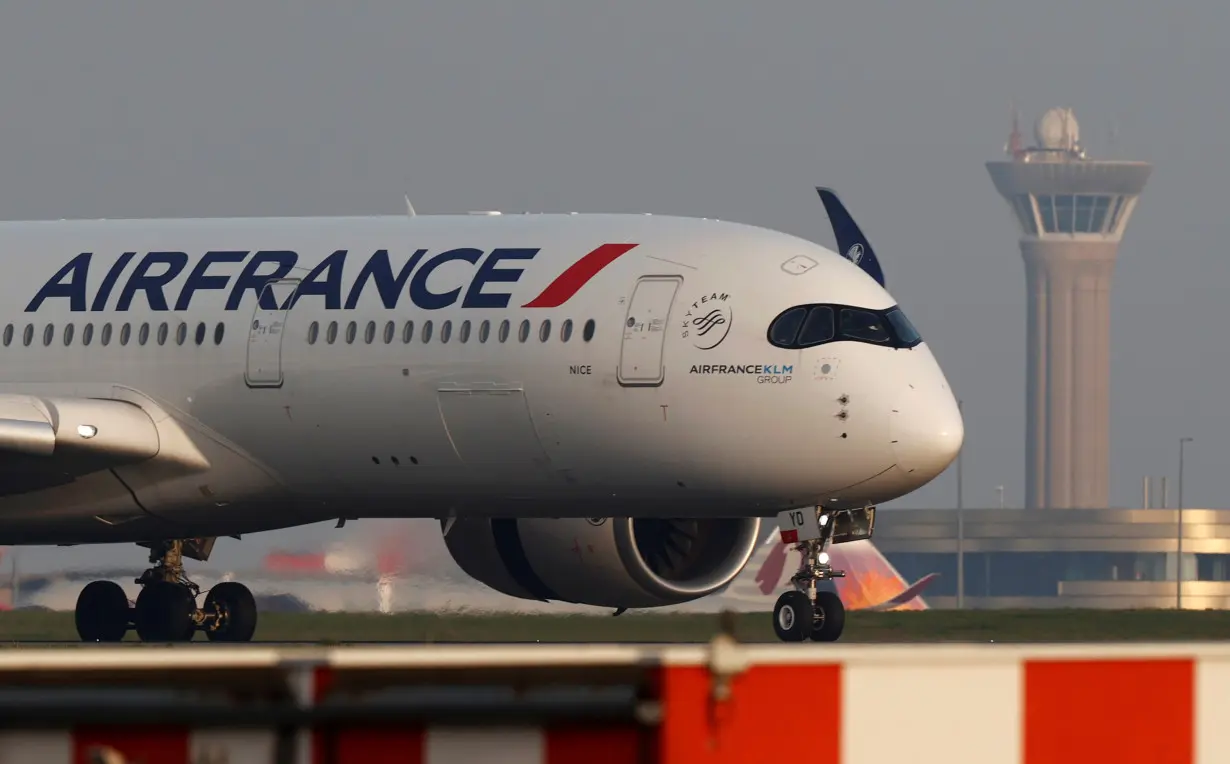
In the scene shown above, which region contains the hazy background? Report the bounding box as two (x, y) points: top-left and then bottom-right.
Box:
(0, 1), (1224, 572)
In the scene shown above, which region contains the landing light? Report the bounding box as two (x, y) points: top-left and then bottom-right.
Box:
(77, 425), (97, 439)
(818, 552), (830, 565)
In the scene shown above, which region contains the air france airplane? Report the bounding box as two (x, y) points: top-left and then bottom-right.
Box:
(0, 188), (961, 643)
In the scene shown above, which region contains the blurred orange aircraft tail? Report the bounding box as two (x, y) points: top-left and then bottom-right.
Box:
(751, 537), (937, 611)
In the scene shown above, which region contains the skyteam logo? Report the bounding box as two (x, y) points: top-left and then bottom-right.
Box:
(24, 243), (638, 314)
(846, 243), (864, 265)
(679, 292), (732, 350)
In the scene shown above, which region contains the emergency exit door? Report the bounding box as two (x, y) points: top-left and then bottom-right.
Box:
(618, 276), (681, 387)
(245, 278), (299, 388)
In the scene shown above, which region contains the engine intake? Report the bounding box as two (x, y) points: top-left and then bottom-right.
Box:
(441, 516), (761, 609)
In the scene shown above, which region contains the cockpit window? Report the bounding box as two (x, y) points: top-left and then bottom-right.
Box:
(885, 308), (921, 346)
(769, 307), (807, 346)
(797, 307), (835, 347)
(766, 303), (922, 350)
(839, 309), (890, 344)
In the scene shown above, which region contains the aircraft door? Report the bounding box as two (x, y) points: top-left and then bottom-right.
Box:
(245, 278), (300, 388)
(618, 275), (682, 387)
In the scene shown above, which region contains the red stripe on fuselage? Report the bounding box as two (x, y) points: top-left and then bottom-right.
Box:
(522, 243), (638, 308)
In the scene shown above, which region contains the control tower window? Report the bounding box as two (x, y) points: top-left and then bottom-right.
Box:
(1091, 195), (1112, 232)
(797, 307), (835, 347)
(1014, 194), (1037, 235)
(1074, 195), (1096, 232)
(885, 308), (922, 347)
(768, 307), (807, 346)
(1035, 195), (1056, 232)
(1053, 195), (1075, 233)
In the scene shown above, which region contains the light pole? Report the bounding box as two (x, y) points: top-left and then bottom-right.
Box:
(956, 400), (964, 609)
(1177, 437), (1193, 609)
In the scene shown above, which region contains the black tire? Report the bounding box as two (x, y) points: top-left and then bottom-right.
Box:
(134, 581), (197, 643)
(772, 590), (814, 642)
(75, 580), (130, 642)
(810, 590), (846, 642)
(204, 582), (258, 642)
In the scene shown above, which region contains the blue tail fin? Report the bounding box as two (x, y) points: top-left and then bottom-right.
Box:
(815, 187), (886, 287)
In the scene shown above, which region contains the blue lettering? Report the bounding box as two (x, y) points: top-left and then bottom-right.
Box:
(290, 250), (348, 310)
(116, 252), (189, 311)
(30, 245), (545, 314)
(408, 248), (483, 310)
(343, 249), (426, 310)
(26, 252), (92, 312)
(225, 251), (298, 311)
(92, 252), (137, 311)
(174, 251), (247, 311)
(463, 248), (537, 308)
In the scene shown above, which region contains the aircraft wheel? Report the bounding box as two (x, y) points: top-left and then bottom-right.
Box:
(75, 580), (130, 643)
(204, 582), (258, 643)
(809, 590), (846, 642)
(134, 581), (197, 643)
(773, 590), (814, 642)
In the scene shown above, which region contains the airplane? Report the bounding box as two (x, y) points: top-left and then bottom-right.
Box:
(0, 187), (962, 644)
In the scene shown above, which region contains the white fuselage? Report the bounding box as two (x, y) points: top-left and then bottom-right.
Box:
(0, 212), (962, 545)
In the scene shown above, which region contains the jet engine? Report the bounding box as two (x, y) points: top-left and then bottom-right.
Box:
(440, 516), (761, 609)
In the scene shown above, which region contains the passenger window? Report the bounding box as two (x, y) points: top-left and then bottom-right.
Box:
(326, 321), (338, 344)
(421, 320), (434, 343)
(440, 320), (453, 343)
(82, 324), (94, 346)
(839, 309), (890, 343)
(214, 322), (225, 345)
(101, 323), (113, 346)
(479, 320), (491, 343)
(120, 324), (131, 346)
(402, 321), (414, 343)
(138, 323), (150, 346)
(345, 321), (357, 344)
(307, 321), (319, 344)
(518, 319), (530, 343)
(63, 324), (74, 346)
(499, 319), (510, 343)
(561, 319), (573, 342)
(2, 324), (11, 347)
(885, 307), (922, 346)
(195, 322), (206, 346)
(176, 322), (188, 346)
(769, 307), (807, 346)
(22, 324), (33, 347)
(157, 322), (169, 346)
(459, 320), (471, 343)
(539, 319), (551, 342)
(364, 321), (376, 344)
(43, 324), (54, 347)
(583, 319), (595, 342)
(797, 307), (835, 347)
(383, 321), (395, 344)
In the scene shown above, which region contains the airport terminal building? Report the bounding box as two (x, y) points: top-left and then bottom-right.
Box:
(875, 507), (1230, 609)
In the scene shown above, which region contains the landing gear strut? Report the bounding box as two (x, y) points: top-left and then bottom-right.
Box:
(771, 505), (875, 643)
(74, 538), (257, 643)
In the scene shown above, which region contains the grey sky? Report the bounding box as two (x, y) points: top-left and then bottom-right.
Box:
(1, 2), (1225, 571)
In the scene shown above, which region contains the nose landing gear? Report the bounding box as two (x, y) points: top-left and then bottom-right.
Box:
(771, 505), (874, 643)
(74, 538), (258, 643)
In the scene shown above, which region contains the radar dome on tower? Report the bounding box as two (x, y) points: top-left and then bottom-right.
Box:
(1035, 107), (1080, 150)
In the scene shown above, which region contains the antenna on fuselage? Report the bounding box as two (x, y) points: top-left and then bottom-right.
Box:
(405, 195), (417, 217)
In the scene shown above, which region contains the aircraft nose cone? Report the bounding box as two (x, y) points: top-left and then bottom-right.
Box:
(891, 385), (964, 484)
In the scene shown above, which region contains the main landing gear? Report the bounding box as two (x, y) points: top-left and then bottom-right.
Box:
(771, 505), (876, 643)
(74, 538), (257, 643)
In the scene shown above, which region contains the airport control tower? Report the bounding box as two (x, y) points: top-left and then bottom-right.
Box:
(986, 107), (1151, 509)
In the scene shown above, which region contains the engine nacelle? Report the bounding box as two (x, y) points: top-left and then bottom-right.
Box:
(441, 516), (762, 609)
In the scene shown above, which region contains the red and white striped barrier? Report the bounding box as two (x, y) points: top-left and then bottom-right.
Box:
(0, 642), (1223, 763)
